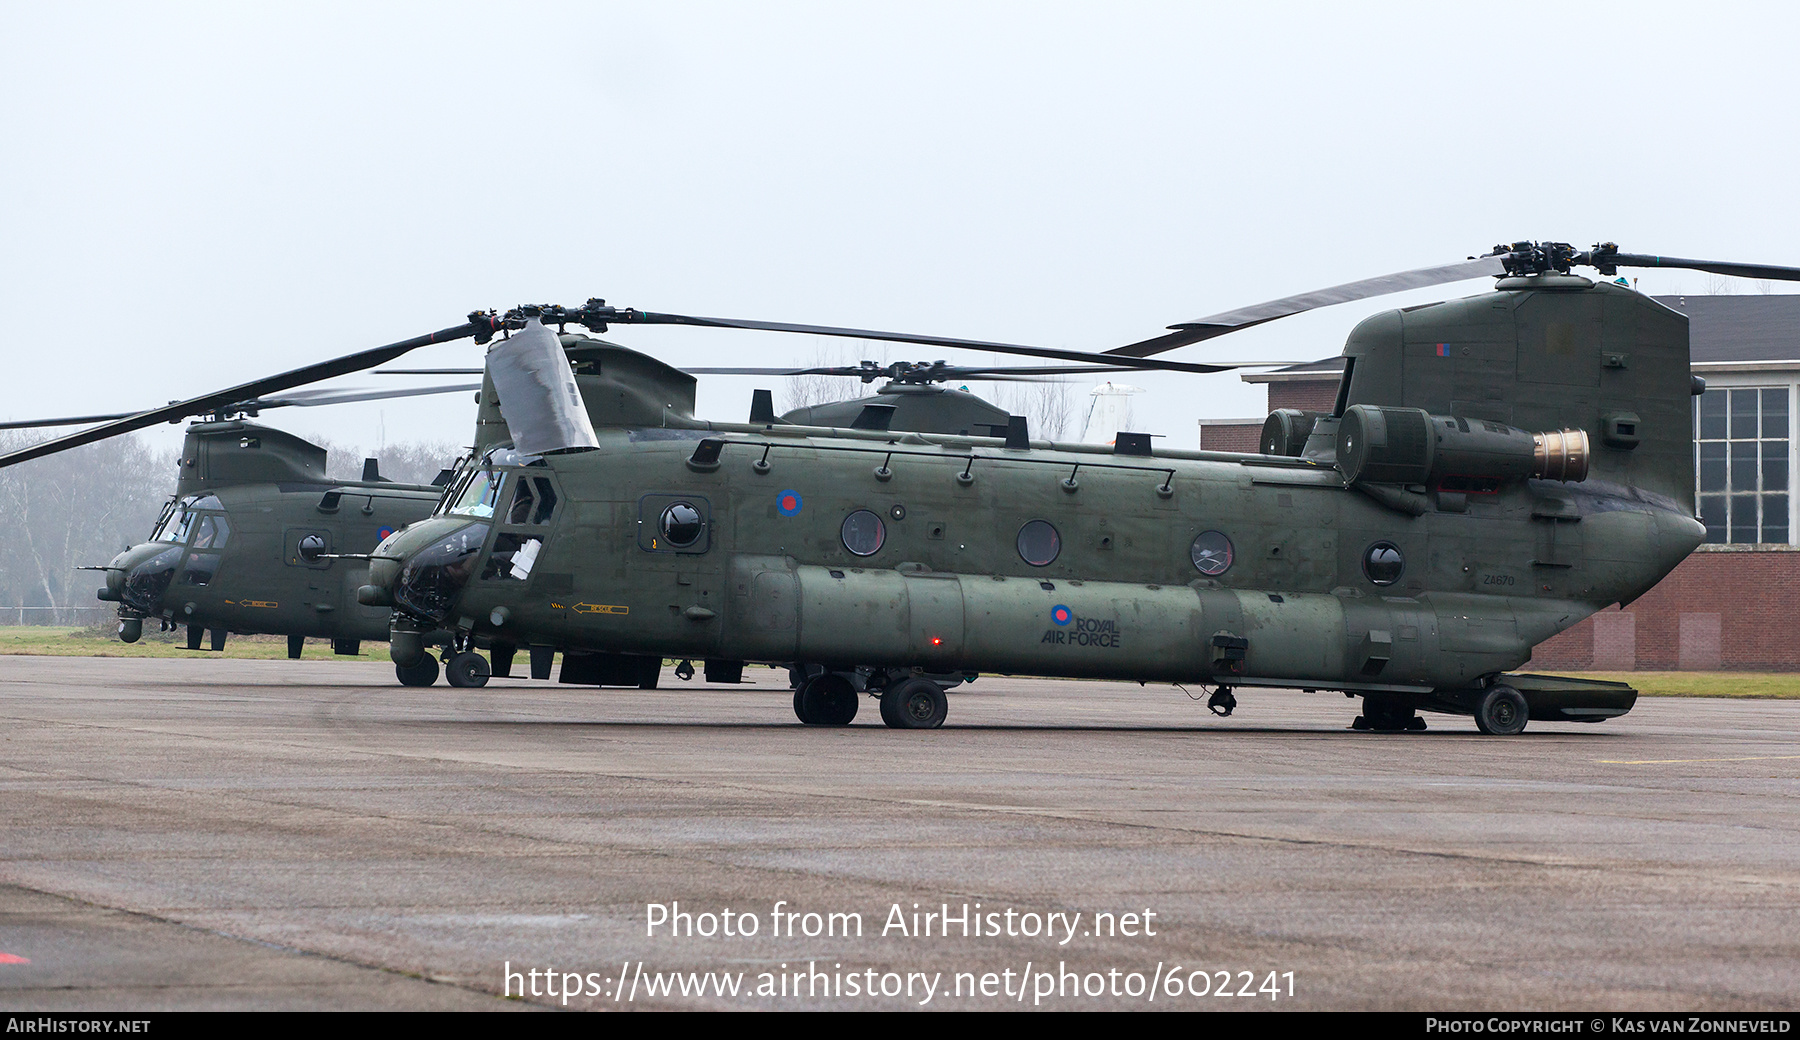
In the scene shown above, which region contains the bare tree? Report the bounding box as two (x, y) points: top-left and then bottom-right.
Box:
(992, 379), (1075, 441)
(780, 342), (887, 414)
(0, 431), (175, 622)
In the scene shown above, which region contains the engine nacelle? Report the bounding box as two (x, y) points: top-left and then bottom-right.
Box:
(1336, 404), (1589, 489)
(1259, 409), (1321, 457)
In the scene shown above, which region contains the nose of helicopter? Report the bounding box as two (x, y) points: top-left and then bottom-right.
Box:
(367, 518), (492, 627)
(108, 542), (184, 615)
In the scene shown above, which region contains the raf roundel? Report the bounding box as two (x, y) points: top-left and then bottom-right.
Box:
(1051, 604), (1072, 626)
(376, 526), (396, 541)
(777, 490), (803, 517)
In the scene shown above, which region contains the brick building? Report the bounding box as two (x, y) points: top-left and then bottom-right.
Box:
(1197, 294), (1800, 671)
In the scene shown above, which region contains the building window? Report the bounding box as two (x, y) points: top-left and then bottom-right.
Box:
(1695, 386), (1789, 544)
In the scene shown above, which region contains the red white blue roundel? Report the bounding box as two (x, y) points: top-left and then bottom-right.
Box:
(1051, 604), (1072, 626)
(777, 490), (803, 517)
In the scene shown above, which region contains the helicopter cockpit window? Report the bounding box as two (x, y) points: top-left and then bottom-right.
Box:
(485, 448), (544, 468)
(1016, 519), (1062, 567)
(451, 469), (506, 519)
(506, 477), (558, 525)
(170, 509), (199, 544)
(192, 515), (231, 550)
(481, 534), (543, 581)
(181, 551), (220, 587)
(151, 501), (182, 542)
(189, 495), (223, 511)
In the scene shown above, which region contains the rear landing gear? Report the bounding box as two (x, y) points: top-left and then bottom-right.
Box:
(1207, 687), (1237, 717)
(1474, 684), (1528, 735)
(880, 678), (947, 729)
(396, 653), (440, 687)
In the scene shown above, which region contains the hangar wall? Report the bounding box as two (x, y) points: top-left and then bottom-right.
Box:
(1525, 545), (1800, 672)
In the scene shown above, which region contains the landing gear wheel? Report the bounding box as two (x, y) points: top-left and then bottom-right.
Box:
(880, 677), (947, 729)
(795, 673), (858, 726)
(445, 651), (491, 688)
(396, 653), (440, 687)
(1475, 684), (1529, 735)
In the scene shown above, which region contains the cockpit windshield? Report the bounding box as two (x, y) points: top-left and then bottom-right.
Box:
(150, 494), (227, 544)
(451, 468), (506, 518)
(442, 449), (545, 519)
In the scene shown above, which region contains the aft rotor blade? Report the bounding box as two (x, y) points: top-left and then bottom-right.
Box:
(611, 311), (1240, 374)
(0, 320), (489, 468)
(1106, 254), (1512, 358)
(1598, 253), (1800, 282)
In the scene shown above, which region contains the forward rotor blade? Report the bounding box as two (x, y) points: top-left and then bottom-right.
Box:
(0, 384), (482, 434)
(0, 320), (489, 469)
(260, 384), (481, 408)
(1106, 254), (1511, 358)
(610, 311), (1240, 374)
(0, 410), (138, 431)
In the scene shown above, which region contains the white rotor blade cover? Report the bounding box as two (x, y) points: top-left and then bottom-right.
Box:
(485, 319), (600, 455)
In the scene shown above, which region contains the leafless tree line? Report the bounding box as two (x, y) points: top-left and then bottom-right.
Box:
(780, 345), (1077, 441)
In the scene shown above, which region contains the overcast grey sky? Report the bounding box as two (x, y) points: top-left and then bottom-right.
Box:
(4, 1), (1797, 457)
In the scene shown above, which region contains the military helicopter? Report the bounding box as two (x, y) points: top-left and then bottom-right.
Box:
(12, 241), (1796, 733)
(2, 339), (1183, 687)
(1, 384), (475, 678)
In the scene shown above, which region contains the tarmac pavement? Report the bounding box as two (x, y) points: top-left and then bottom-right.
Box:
(0, 655), (1795, 1011)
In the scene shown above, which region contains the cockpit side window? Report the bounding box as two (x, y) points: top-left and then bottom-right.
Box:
(192, 514), (231, 549)
(506, 477), (558, 525)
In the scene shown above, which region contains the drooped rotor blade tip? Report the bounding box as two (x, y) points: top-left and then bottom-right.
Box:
(1106, 254), (1512, 358)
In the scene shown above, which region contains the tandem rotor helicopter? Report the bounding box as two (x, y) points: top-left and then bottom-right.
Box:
(8, 240), (1796, 733)
(4, 348), (1161, 685)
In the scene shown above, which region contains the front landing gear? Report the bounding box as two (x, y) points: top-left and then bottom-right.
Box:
(445, 651), (491, 688)
(793, 673), (858, 726)
(396, 653), (440, 687)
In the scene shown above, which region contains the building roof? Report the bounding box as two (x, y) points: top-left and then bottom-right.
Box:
(1653, 294), (1800, 363)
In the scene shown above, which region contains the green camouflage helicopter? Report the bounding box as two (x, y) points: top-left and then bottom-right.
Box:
(12, 242), (1792, 732)
(357, 241), (1789, 734)
(0, 385), (474, 675)
(1, 345), (1154, 687)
